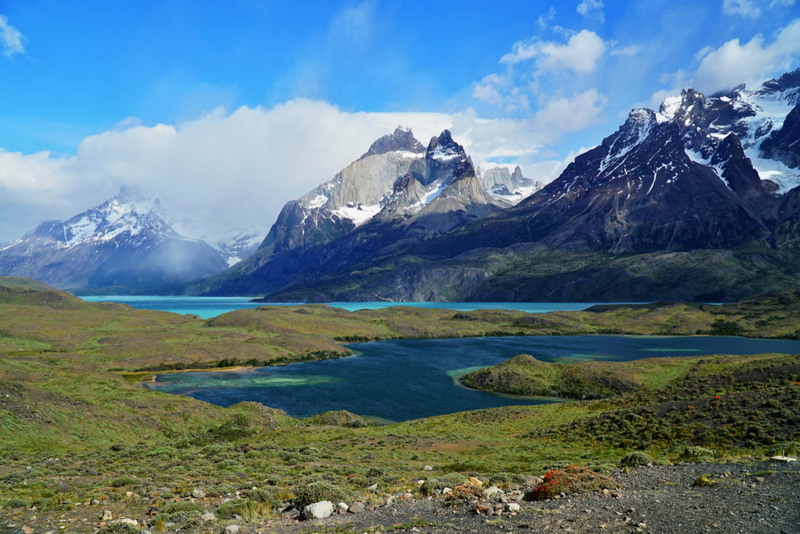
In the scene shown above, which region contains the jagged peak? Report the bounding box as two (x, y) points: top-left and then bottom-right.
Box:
(358, 126), (425, 160)
(427, 129), (465, 161)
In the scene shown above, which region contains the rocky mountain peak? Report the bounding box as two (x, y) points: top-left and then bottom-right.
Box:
(359, 126), (425, 160)
(760, 102), (800, 169)
(426, 130), (464, 160)
(659, 88), (705, 122)
(756, 68), (800, 104)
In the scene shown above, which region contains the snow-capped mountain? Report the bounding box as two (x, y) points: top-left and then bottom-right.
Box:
(0, 188), (228, 291)
(479, 165), (542, 200)
(658, 69), (800, 192)
(190, 127), (512, 295)
(203, 69), (800, 302)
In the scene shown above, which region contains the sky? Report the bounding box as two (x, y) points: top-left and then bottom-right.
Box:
(1, 0), (799, 244)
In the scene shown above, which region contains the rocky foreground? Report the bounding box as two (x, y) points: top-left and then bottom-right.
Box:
(3, 461), (798, 534)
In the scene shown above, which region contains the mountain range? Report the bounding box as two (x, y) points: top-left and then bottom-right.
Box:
(0, 187), (259, 292)
(190, 68), (800, 302)
(3, 68), (800, 301)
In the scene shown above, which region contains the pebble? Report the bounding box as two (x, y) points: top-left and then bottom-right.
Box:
(349, 501), (366, 514)
(201, 512), (216, 522)
(101, 511), (113, 521)
(193, 488), (206, 499)
(223, 525), (240, 534)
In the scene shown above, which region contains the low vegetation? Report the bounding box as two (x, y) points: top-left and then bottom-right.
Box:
(1, 279), (800, 532)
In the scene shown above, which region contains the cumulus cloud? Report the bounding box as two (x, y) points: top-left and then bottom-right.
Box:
(501, 30), (606, 74)
(0, 14), (25, 58)
(694, 18), (800, 92)
(722, 0), (762, 18)
(576, 0), (605, 23)
(0, 100), (551, 243)
(531, 89), (607, 134)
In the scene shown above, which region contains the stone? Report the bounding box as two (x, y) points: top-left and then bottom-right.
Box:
(368, 483), (379, 493)
(223, 526), (240, 534)
(423, 465), (433, 471)
(101, 511), (113, 521)
(507, 503), (521, 513)
(484, 486), (502, 498)
(200, 513), (216, 522)
(442, 487), (452, 494)
(337, 502), (348, 515)
(303, 500), (334, 520)
(115, 519), (138, 527)
(469, 477), (483, 487)
(21, 528), (34, 534)
(192, 489), (206, 499)
(349, 501), (366, 514)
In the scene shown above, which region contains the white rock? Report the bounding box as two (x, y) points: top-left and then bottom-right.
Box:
(115, 519), (138, 526)
(337, 502), (349, 513)
(192, 489), (206, 499)
(484, 486), (502, 498)
(423, 465), (433, 471)
(507, 503), (521, 513)
(303, 500), (334, 520)
(101, 511), (113, 521)
(200, 513), (216, 522)
(223, 525), (240, 534)
(368, 483), (379, 493)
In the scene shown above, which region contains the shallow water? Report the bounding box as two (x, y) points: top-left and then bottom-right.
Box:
(145, 335), (800, 422)
(80, 295), (616, 319)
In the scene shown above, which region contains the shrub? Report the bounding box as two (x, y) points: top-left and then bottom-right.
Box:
(680, 446), (715, 462)
(4, 497), (27, 508)
(95, 524), (138, 534)
(32, 497), (53, 510)
(292, 481), (353, 509)
(1, 472), (25, 484)
(420, 473), (468, 496)
(449, 483), (485, 500)
(241, 488), (273, 504)
(524, 466), (618, 500)
(489, 472), (527, 488)
(619, 452), (653, 468)
(110, 477), (136, 488)
(161, 502), (202, 514)
(692, 474), (718, 487)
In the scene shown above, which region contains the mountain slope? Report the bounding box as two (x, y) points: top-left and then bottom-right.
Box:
(0, 189), (228, 291)
(241, 71), (800, 303)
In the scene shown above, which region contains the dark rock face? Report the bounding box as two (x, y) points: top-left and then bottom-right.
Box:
(509, 110), (768, 252)
(755, 68), (800, 104)
(359, 126), (425, 160)
(710, 133), (777, 200)
(760, 103), (800, 169)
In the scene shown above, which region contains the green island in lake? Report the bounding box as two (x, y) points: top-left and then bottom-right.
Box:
(1, 277), (799, 532)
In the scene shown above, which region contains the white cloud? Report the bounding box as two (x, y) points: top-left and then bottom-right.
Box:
(576, 0), (605, 23)
(722, 0), (762, 18)
(531, 89), (607, 134)
(0, 14), (25, 58)
(502, 30), (606, 74)
(610, 45), (640, 56)
(0, 100), (551, 243)
(537, 7), (556, 29)
(694, 18), (800, 92)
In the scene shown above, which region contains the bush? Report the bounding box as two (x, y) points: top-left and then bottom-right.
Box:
(32, 497), (53, 510)
(680, 447), (715, 463)
(292, 481), (353, 509)
(4, 497), (27, 508)
(524, 466), (618, 500)
(1, 472), (25, 483)
(421, 473), (468, 496)
(449, 483), (485, 500)
(241, 488), (273, 504)
(619, 452), (653, 468)
(161, 502), (202, 514)
(110, 477), (136, 488)
(692, 474), (718, 487)
(95, 523), (139, 534)
(489, 472), (527, 488)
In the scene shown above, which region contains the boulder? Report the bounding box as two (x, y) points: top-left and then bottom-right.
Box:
(302, 501), (334, 520)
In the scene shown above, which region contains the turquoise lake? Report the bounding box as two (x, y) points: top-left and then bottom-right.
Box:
(144, 335), (800, 422)
(80, 295), (610, 319)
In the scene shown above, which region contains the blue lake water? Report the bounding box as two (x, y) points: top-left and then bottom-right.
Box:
(144, 335), (800, 422)
(80, 295), (615, 319)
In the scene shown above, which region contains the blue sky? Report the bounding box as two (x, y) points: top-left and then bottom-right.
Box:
(1, 0), (799, 243)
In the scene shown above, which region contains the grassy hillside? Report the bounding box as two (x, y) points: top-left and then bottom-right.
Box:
(1, 279), (800, 532)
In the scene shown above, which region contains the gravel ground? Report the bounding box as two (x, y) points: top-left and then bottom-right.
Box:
(272, 461), (800, 534)
(2, 462), (798, 534)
